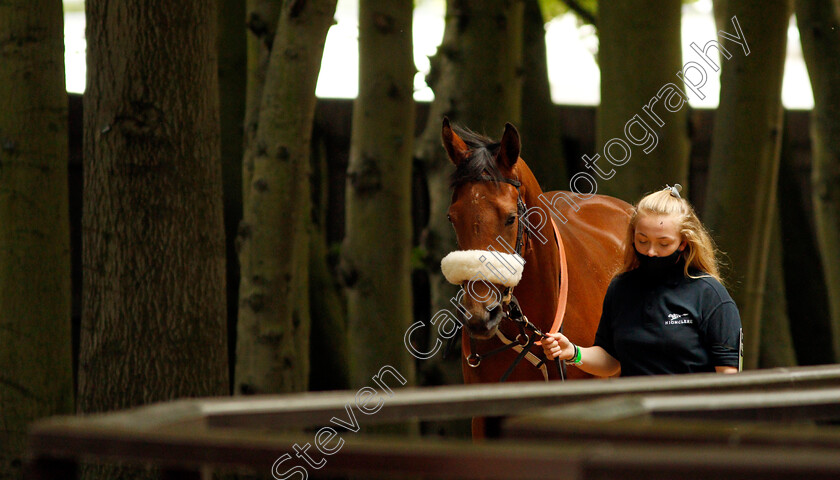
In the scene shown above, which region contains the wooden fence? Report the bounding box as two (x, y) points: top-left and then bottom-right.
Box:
(26, 364), (840, 479)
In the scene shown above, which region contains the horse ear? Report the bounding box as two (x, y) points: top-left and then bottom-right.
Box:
(442, 117), (469, 166)
(499, 122), (520, 169)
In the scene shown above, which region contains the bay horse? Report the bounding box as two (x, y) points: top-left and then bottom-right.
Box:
(439, 119), (632, 437)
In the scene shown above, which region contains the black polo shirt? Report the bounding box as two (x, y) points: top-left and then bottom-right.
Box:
(593, 263), (741, 377)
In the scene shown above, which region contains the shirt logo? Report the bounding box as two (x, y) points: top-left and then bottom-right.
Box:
(665, 313), (692, 325)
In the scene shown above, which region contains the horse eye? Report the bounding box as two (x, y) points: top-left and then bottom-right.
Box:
(447, 214), (453, 223)
(505, 213), (516, 226)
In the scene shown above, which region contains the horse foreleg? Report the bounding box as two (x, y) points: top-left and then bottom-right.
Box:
(471, 416), (503, 440)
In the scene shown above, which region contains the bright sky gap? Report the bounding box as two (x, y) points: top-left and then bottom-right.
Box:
(63, 0), (814, 109)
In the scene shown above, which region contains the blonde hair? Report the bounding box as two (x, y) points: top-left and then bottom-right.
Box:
(618, 187), (722, 282)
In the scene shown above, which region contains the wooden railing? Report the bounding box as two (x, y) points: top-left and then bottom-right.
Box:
(26, 364), (840, 479)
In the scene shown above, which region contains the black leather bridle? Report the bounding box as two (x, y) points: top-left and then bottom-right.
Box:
(471, 174), (529, 301)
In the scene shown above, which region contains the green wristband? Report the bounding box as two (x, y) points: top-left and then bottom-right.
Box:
(565, 344), (583, 366)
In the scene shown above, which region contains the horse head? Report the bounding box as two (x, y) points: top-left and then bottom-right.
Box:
(439, 118), (531, 340)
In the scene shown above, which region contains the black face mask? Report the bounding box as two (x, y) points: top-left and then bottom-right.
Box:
(635, 248), (683, 274)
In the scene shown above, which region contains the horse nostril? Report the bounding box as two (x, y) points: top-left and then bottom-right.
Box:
(486, 304), (504, 328)
(464, 307), (490, 329)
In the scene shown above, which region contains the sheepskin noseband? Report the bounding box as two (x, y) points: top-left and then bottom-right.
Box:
(440, 250), (525, 287)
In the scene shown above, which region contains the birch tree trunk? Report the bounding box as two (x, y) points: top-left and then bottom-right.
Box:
(341, 0), (416, 390)
(597, 0), (688, 202)
(0, 1), (73, 476)
(415, 0), (523, 384)
(242, 0), (282, 208)
(520, 0), (566, 191)
(704, 0), (791, 370)
(236, 0), (337, 395)
(795, 0), (840, 362)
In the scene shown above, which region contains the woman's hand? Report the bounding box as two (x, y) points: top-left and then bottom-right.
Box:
(541, 332), (575, 361)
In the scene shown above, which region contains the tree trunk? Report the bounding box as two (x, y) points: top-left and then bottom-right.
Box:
(0, 1), (73, 476)
(704, 0), (790, 370)
(242, 0), (282, 206)
(218, 0), (247, 393)
(795, 0), (840, 362)
(520, 0), (566, 191)
(415, 0), (523, 385)
(759, 214), (797, 368)
(235, 0), (337, 395)
(341, 0), (416, 392)
(597, 0), (688, 202)
(712, 0), (728, 37)
(309, 132), (349, 392)
(777, 119), (834, 365)
(81, 0), (228, 410)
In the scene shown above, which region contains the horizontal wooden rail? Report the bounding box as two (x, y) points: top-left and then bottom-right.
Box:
(505, 416), (840, 451)
(26, 422), (840, 479)
(504, 386), (840, 449)
(513, 386), (840, 422)
(202, 364), (840, 429)
(25, 364), (840, 480)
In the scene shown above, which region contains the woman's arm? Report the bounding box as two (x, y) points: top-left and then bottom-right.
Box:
(715, 366), (738, 374)
(541, 333), (621, 377)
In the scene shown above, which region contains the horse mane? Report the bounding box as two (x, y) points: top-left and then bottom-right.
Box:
(449, 125), (506, 189)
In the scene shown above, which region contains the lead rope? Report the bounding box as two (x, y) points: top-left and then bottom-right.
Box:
(490, 190), (568, 382)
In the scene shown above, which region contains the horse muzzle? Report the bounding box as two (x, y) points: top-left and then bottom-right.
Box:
(441, 249), (525, 338)
(461, 302), (505, 339)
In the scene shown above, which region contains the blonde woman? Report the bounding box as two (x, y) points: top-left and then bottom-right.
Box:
(542, 185), (742, 376)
